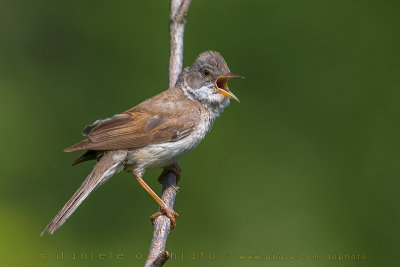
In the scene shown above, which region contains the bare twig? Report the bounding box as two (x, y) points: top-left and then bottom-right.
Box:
(145, 174), (179, 266)
(144, 1), (192, 266)
(169, 0), (192, 88)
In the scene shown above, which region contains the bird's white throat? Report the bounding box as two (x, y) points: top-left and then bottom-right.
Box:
(181, 83), (230, 123)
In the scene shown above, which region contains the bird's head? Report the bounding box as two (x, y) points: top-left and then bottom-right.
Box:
(177, 51), (243, 106)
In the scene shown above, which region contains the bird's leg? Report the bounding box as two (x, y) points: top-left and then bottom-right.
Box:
(133, 172), (179, 228)
(158, 162), (181, 184)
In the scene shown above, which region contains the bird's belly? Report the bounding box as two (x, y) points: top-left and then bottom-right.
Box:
(125, 121), (209, 171)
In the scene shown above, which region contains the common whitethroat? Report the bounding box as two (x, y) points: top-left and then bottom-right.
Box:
(41, 51), (243, 235)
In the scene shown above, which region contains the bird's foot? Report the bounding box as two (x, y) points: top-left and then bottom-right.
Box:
(151, 208), (179, 228)
(158, 162), (181, 184)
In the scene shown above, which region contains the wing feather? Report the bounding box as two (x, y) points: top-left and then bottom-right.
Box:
(64, 88), (202, 152)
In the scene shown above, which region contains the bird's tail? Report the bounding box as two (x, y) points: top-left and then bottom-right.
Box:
(41, 150), (127, 236)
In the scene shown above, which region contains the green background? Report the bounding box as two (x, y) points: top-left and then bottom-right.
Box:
(1, 0), (399, 266)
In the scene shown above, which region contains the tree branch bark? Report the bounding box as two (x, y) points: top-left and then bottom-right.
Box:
(144, 1), (192, 266)
(169, 0), (192, 88)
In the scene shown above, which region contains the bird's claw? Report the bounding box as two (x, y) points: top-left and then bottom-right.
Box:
(150, 208), (179, 229)
(158, 163), (181, 184)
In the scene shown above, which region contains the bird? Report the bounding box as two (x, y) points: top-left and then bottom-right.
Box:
(41, 51), (243, 236)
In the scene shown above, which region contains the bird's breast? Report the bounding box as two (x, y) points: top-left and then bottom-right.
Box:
(125, 114), (212, 170)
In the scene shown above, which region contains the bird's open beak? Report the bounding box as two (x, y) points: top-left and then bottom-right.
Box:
(215, 73), (244, 103)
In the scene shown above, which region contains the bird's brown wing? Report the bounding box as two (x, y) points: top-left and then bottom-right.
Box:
(65, 88), (202, 152)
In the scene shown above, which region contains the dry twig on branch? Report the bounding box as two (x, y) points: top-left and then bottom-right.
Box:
(144, 1), (192, 266)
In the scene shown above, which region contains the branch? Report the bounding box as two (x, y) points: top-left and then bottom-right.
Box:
(169, 0), (192, 88)
(144, 1), (192, 266)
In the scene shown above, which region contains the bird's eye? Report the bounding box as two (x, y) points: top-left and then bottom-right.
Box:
(202, 69), (210, 77)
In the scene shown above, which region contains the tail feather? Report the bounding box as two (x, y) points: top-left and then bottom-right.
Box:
(41, 150), (127, 236)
